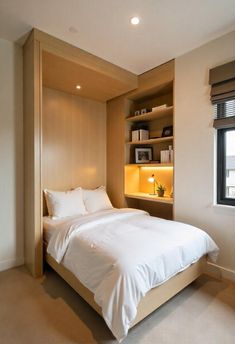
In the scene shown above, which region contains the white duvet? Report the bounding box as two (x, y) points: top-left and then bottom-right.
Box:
(47, 208), (219, 342)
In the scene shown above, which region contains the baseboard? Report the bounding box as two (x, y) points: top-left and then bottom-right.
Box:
(0, 257), (24, 272)
(203, 261), (235, 282)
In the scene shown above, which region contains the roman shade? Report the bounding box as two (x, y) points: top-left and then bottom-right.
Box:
(209, 60), (235, 129)
(209, 60), (235, 104)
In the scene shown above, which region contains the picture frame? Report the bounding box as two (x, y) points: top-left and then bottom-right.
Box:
(161, 125), (173, 137)
(135, 147), (153, 163)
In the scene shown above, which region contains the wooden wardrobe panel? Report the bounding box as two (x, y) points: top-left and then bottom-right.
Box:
(42, 88), (106, 193)
(106, 96), (127, 208)
(23, 37), (43, 277)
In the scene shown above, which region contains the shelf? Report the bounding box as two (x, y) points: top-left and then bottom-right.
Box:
(126, 163), (173, 167)
(126, 106), (173, 122)
(126, 136), (173, 145)
(125, 192), (173, 204)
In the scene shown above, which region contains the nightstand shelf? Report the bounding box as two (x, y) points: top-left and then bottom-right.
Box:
(125, 163), (173, 167)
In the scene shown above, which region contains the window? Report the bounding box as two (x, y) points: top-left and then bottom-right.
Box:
(217, 121), (235, 206)
(209, 60), (235, 206)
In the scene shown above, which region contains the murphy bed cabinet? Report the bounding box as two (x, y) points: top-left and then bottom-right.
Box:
(23, 29), (138, 277)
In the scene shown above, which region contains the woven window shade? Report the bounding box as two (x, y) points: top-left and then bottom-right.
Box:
(210, 60), (235, 129)
(209, 60), (235, 104)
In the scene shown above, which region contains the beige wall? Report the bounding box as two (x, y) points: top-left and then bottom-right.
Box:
(175, 30), (235, 274)
(0, 39), (24, 271)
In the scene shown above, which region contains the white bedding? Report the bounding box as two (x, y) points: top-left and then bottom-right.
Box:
(46, 208), (219, 342)
(43, 215), (79, 243)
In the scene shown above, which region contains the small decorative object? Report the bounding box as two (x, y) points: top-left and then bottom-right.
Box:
(162, 125), (173, 137)
(140, 108), (151, 114)
(135, 147), (152, 163)
(156, 184), (166, 197)
(134, 110), (140, 116)
(169, 145), (174, 163)
(170, 186), (173, 198)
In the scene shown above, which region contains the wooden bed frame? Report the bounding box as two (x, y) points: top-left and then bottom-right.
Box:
(45, 251), (205, 328)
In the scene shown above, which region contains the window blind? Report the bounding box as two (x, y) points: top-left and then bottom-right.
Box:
(209, 60), (235, 104)
(210, 60), (235, 129)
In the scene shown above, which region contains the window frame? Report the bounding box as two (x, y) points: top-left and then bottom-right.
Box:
(217, 127), (235, 206)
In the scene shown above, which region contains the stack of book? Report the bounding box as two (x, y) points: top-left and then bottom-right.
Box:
(160, 146), (174, 163)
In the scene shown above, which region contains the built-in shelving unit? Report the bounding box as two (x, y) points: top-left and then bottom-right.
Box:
(124, 66), (174, 218)
(107, 60), (175, 220)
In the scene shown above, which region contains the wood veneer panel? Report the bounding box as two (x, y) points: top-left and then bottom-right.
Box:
(42, 88), (106, 196)
(23, 37), (43, 277)
(106, 97), (125, 207)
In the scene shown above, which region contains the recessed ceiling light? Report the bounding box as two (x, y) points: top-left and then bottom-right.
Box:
(76, 85), (81, 90)
(130, 16), (140, 25)
(69, 26), (78, 34)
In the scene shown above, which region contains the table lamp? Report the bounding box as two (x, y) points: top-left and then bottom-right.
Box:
(148, 174), (157, 195)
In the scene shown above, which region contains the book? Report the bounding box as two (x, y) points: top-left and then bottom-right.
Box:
(160, 150), (170, 163)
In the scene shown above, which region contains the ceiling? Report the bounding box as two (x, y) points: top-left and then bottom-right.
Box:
(0, 0), (235, 74)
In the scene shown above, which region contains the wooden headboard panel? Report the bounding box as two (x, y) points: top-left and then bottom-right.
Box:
(42, 87), (106, 215)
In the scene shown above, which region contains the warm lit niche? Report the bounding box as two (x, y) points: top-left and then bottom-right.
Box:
(125, 164), (173, 204)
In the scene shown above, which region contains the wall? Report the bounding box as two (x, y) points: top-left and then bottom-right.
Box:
(175, 30), (235, 277)
(42, 87), (106, 197)
(0, 39), (24, 271)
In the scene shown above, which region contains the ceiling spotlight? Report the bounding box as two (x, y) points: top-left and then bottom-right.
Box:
(130, 16), (140, 25)
(69, 26), (78, 34)
(76, 85), (81, 89)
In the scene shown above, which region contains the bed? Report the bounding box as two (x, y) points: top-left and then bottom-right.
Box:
(43, 206), (218, 342)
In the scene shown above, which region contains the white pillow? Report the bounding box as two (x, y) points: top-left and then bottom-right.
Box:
(44, 188), (87, 218)
(82, 186), (113, 213)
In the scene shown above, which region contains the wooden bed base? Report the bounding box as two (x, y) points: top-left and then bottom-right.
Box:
(45, 253), (205, 327)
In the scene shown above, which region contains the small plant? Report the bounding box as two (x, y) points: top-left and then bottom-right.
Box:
(157, 184), (166, 191)
(156, 184), (166, 197)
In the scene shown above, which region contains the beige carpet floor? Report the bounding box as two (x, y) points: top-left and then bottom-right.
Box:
(0, 266), (235, 344)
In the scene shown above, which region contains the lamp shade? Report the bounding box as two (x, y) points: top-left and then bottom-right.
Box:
(148, 174), (155, 183)
(148, 176), (155, 183)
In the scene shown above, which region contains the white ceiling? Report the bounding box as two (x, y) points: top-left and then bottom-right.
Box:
(0, 0), (235, 74)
